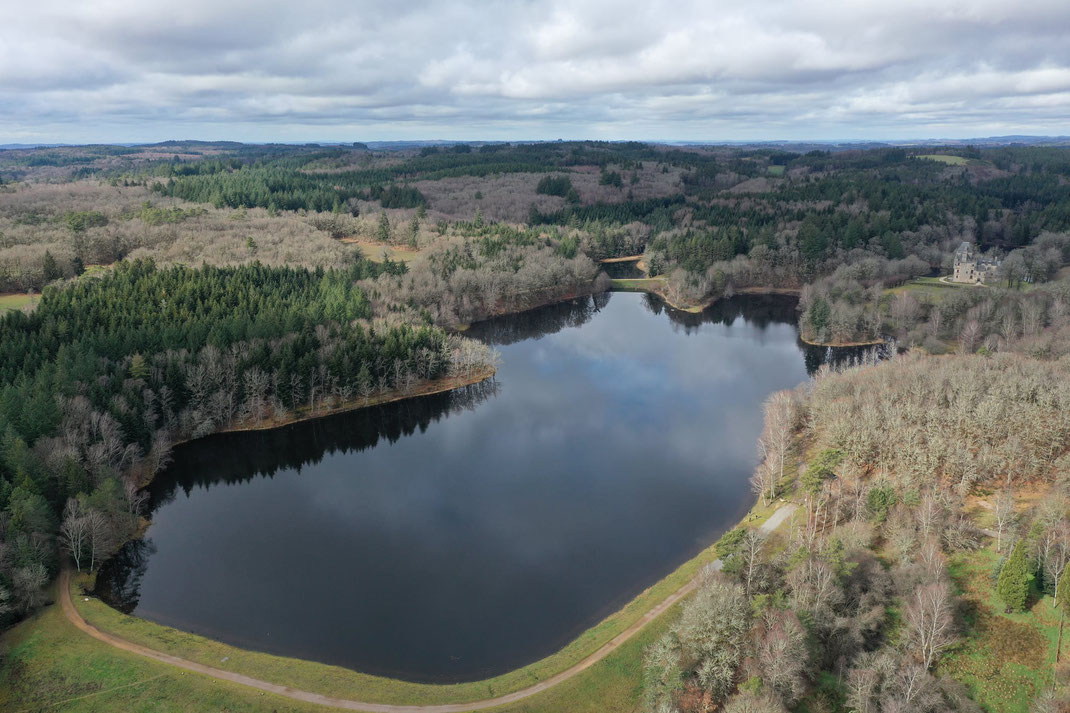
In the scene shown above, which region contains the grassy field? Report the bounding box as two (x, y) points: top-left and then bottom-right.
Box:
(941, 545), (1063, 712)
(610, 277), (666, 291)
(919, 154), (970, 166)
(0, 591), (330, 713)
(767, 165), (786, 176)
(0, 292), (38, 312)
(340, 239), (424, 264)
(884, 276), (976, 303)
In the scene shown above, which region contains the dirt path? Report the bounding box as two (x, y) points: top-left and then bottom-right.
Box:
(60, 504), (798, 712)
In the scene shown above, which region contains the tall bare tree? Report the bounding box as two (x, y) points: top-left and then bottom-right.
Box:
(59, 499), (88, 571)
(904, 580), (956, 670)
(994, 489), (1015, 553)
(757, 391), (794, 504)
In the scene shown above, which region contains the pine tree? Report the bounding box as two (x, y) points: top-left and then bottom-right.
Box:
(997, 539), (1030, 613)
(1059, 567), (1070, 614)
(42, 251), (62, 283)
(377, 212), (391, 243)
(408, 215), (419, 248)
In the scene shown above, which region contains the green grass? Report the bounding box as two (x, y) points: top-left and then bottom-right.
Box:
(610, 277), (665, 290)
(884, 276), (975, 303)
(341, 239), (424, 264)
(489, 609), (674, 713)
(940, 546), (1061, 713)
(0, 586), (330, 713)
(0, 293), (38, 312)
(919, 154), (970, 166)
(766, 165), (785, 176)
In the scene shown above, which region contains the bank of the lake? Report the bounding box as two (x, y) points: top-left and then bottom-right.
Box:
(170, 366), (497, 448)
(52, 495), (795, 711)
(608, 279), (891, 347)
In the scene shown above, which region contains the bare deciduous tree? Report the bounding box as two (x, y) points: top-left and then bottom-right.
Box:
(753, 609), (808, 704)
(85, 508), (112, 572)
(904, 580), (956, 670)
(994, 489), (1015, 553)
(740, 530), (767, 596)
(756, 391), (794, 504)
(59, 499), (88, 571)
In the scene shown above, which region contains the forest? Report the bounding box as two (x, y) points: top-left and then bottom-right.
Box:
(0, 257), (495, 623)
(645, 346), (1070, 712)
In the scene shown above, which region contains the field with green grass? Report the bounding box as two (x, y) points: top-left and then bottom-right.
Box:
(884, 276), (976, 303)
(941, 545), (1062, 713)
(610, 277), (666, 291)
(919, 154), (970, 166)
(767, 165), (786, 176)
(340, 239), (425, 264)
(0, 292), (38, 312)
(0, 591), (328, 713)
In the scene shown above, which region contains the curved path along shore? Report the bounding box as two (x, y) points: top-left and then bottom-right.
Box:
(60, 503), (799, 712)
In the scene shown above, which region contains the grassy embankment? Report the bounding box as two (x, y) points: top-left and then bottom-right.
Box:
(1, 497), (793, 711)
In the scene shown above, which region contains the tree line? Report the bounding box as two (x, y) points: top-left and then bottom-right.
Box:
(0, 258), (495, 625)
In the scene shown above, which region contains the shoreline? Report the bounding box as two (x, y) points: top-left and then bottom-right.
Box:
(797, 333), (885, 348)
(65, 499), (801, 710)
(610, 280), (804, 314)
(168, 366), (496, 450)
(609, 281), (886, 347)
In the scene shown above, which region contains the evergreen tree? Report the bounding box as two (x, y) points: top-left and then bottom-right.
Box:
(42, 251), (62, 283)
(1059, 566), (1070, 615)
(408, 215), (419, 248)
(997, 539), (1030, 612)
(377, 212), (391, 242)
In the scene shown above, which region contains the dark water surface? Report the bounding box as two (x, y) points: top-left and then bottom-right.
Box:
(97, 293), (849, 682)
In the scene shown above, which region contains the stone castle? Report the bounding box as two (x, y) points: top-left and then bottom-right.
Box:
(952, 241), (1000, 284)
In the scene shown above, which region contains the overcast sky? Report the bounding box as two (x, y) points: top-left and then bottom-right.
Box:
(3, 0), (1070, 143)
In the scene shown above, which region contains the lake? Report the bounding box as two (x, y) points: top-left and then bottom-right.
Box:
(97, 292), (855, 682)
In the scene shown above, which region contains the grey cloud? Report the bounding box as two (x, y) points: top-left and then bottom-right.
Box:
(2, 0), (1069, 142)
